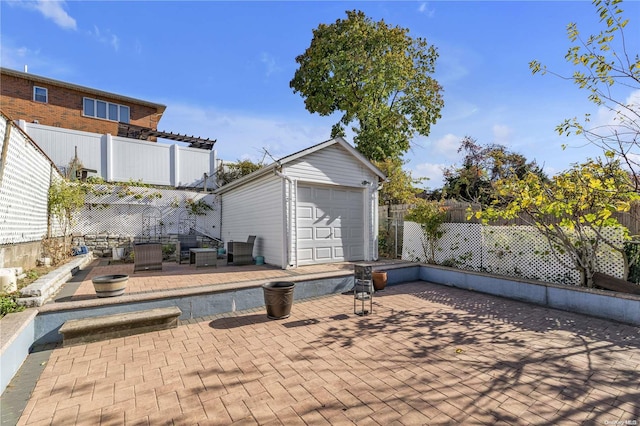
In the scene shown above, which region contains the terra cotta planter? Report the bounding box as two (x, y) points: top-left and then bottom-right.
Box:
(372, 271), (388, 291)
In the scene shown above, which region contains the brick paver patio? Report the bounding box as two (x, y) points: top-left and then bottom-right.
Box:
(17, 281), (640, 425)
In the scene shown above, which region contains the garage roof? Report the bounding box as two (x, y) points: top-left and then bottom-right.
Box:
(215, 137), (386, 194)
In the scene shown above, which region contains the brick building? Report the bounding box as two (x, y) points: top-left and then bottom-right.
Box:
(0, 67), (166, 135)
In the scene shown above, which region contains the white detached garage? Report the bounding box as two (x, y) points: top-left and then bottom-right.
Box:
(215, 137), (386, 269)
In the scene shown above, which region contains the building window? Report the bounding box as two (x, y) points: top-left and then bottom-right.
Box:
(82, 97), (130, 123)
(33, 86), (48, 103)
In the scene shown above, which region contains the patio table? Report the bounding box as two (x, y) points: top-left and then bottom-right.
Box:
(189, 248), (217, 268)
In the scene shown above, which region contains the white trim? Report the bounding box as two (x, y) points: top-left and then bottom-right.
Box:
(33, 86), (48, 103)
(214, 137), (386, 195)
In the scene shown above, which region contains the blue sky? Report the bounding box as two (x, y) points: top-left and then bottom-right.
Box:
(2, 1), (639, 189)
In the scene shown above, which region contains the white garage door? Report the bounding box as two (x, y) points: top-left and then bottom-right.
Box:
(297, 185), (365, 265)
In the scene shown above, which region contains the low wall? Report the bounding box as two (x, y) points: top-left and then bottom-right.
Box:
(34, 274), (353, 346)
(0, 310), (37, 395)
(0, 241), (45, 270)
(419, 264), (640, 326)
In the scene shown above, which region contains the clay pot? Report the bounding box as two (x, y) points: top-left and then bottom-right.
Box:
(372, 271), (388, 291)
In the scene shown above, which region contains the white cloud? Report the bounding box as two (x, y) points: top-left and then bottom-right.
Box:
(413, 162), (447, 188)
(30, 0), (77, 30)
(260, 52), (281, 77)
(157, 103), (333, 163)
(417, 2), (435, 17)
(88, 25), (120, 52)
(492, 124), (512, 145)
(429, 133), (461, 160)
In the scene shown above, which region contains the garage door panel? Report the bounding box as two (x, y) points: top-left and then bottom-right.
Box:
(315, 188), (331, 200)
(298, 228), (313, 240)
(316, 247), (333, 259)
(315, 227), (332, 239)
(298, 186), (313, 202)
(298, 206), (313, 219)
(298, 248), (313, 261)
(297, 185), (365, 265)
(332, 190), (348, 201)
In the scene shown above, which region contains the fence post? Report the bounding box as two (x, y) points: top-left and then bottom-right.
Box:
(105, 134), (113, 182)
(171, 144), (180, 188)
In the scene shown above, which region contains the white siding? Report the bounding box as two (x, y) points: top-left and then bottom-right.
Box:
(285, 144), (375, 187)
(221, 173), (284, 267)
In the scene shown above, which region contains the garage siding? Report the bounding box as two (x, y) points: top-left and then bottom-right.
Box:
(285, 144), (375, 187)
(221, 174), (284, 267)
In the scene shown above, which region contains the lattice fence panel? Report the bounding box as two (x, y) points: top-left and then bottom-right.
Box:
(402, 222), (626, 286)
(73, 186), (220, 239)
(0, 118), (57, 244)
(402, 222), (483, 270)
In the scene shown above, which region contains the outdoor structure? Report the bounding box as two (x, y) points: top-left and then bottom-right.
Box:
(0, 67), (166, 136)
(216, 137), (386, 268)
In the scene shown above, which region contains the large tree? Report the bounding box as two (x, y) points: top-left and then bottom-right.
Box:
(441, 137), (547, 204)
(530, 0), (640, 192)
(290, 10), (444, 162)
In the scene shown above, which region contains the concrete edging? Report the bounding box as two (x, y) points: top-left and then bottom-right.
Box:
(0, 309), (37, 395)
(17, 254), (94, 307)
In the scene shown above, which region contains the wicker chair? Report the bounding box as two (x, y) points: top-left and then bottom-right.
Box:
(176, 235), (200, 264)
(133, 243), (163, 272)
(229, 236), (256, 265)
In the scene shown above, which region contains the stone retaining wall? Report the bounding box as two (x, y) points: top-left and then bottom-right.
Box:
(72, 234), (219, 258)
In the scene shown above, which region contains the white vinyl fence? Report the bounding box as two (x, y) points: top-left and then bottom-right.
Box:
(17, 121), (217, 188)
(403, 221), (625, 286)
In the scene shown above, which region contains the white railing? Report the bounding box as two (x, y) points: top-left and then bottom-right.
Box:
(17, 121), (217, 188)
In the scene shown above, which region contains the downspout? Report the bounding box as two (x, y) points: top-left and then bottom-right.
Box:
(274, 167), (296, 268)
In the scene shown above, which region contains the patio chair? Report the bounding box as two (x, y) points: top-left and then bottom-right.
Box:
(229, 236), (256, 265)
(176, 234), (200, 264)
(133, 243), (163, 272)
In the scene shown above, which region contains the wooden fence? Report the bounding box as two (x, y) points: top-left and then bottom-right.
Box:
(379, 200), (640, 237)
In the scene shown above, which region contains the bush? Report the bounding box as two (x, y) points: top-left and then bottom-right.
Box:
(0, 293), (25, 318)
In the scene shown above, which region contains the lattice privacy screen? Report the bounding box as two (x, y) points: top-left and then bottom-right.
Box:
(73, 186), (220, 240)
(403, 221), (625, 286)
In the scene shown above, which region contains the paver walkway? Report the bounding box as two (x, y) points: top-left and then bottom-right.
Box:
(17, 282), (640, 425)
(67, 260), (355, 301)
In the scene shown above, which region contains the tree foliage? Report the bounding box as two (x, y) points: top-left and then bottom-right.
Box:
(375, 157), (424, 205)
(471, 157), (639, 288)
(47, 179), (86, 264)
(405, 199), (448, 264)
(530, 0), (640, 192)
(441, 137), (547, 204)
(216, 159), (264, 187)
(290, 10), (444, 161)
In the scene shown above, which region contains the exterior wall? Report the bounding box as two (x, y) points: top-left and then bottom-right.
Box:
(220, 173), (284, 267)
(284, 144), (380, 262)
(0, 71), (162, 135)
